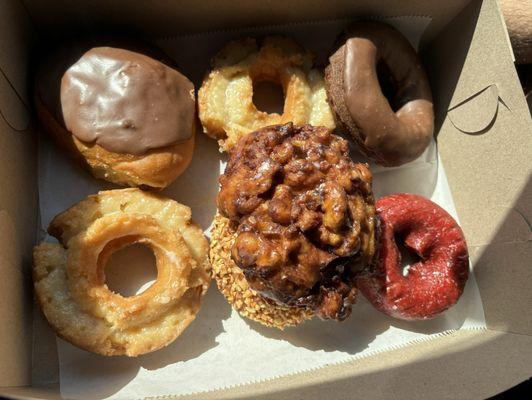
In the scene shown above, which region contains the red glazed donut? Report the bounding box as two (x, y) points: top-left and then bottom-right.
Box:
(357, 194), (469, 320)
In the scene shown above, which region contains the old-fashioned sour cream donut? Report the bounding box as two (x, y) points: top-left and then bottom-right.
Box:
(33, 189), (211, 356)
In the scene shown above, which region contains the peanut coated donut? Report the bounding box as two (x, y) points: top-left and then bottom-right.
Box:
(325, 22), (434, 166)
(33, 189), (211, 356)
(211, 124), (377, 328)
(357, 194), (469, 320)
(198, 37), (336, 152)
(210, 213), (314, 329)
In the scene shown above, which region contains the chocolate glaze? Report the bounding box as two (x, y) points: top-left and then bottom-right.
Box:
(343, 22), (434, 166)
(61, 47), (194, 155)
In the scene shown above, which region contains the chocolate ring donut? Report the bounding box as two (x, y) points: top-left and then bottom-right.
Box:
(34, 40), (196, 188)
(325, 22), (434, 166)
(357, 194), (469, 320)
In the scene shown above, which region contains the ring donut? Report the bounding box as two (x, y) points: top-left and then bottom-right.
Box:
(33, 188), (211, 356)
(357, 194), (469, 320)
(198, 37), (336, 152)
(325, 22), (434, 166)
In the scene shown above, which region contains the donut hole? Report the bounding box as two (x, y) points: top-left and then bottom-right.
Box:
(104, 243), (157, 297)
(377, 61), (400, 111)
(394, 233), (422, 277)
(252, 80), (285, 114)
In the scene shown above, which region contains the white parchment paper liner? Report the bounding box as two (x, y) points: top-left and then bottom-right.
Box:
(36, 16), (486, 400)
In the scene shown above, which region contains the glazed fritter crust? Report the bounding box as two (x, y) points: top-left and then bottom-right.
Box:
(217, 123), (377, 320)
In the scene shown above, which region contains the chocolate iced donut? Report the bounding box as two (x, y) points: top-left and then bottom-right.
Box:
(35, 41), (196, 188)
(61, 47), (194, 155)
(325, 22), (434, 166)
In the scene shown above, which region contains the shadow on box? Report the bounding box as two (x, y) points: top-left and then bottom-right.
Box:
(423, 0), (481, 137)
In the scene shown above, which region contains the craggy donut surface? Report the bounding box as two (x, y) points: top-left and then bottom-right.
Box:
(325, 22), (434, 166)
(198, 37), (336, 152)
(210, 213), (314, 329)
(357, 194), (469, 320)
(33, 189), (211, 356)
(212, 124), (377, 327)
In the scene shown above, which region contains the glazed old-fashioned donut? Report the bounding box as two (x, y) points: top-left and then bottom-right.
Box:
(35, 43), (196, 188)
(357, 194), (469, 320)
(325, 22), (434, 166)
(198, 37), (336, 152)
(33, 189), (211, 356)
(211, 124), (377, 329)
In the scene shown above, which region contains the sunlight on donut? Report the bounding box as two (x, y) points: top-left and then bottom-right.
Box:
(104, 243), (157, 297)
(252, 80), (285, 114)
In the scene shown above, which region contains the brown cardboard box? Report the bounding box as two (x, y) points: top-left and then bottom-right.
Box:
(1, 0), (531, 398)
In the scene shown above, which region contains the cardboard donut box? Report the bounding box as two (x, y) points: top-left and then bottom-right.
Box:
(1, 0), (531, 398)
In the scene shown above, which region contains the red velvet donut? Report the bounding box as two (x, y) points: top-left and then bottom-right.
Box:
(357, 194), (469, 320)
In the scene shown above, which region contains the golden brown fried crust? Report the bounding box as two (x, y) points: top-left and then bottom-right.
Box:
(33, 188), (211, 356)
(210, 213), (314, 329)
(35, 94), (195, 188)
(198, 37), (336, 152)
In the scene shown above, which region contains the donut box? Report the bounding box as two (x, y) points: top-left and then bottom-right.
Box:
(0, 0), (531, 399)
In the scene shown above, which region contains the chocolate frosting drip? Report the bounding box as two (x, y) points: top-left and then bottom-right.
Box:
(60, 47), (194, 155)
(343, 23), (434, 166)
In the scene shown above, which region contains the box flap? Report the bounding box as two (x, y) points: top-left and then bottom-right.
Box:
(0, 384), (60, 400)
(0, 0), (37, 389)
(447, 84), (501, 134)
(425, 0), (532, 335)
(0, 118), (38, 388)
(0, 69), (30, 132)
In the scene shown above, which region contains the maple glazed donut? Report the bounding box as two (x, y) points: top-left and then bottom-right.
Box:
(357, 194), (469, 320)
(35, 44), (196, 188)
(211, 124), (377, 329)
(198, 37), (336, 152)
(33, 189), (211, 356)
(325, 22), (434, 166)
